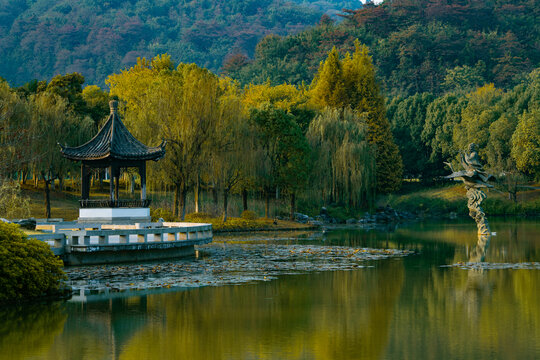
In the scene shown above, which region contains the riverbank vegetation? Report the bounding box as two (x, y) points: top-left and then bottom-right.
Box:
(1, 0), (539, 223)
(0, 222), (65, 304)
(386, 184), (540, 218)
(1, 44), (400, 222)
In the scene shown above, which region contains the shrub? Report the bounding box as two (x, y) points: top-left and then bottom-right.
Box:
(240, 210), (258, 220)
(184, 212), (213, 222)
(0, 222), (65, 303)
(150, 207), (177, 222)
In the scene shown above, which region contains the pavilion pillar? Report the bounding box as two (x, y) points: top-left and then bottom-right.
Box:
(114, 167), (120, 202)
(109, 165), (114, 203)
(81, 164), (90, 200)
(140, 162), (147, 201)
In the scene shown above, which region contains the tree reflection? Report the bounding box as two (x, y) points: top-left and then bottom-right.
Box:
(0, 303), (67, 360)
(119, 261), (404, 360)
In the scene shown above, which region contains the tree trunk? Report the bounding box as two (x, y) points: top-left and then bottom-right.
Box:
(222, 189), (229, 222)
(509, 191), (517, 203)
(21, 169), (27, 185)
(194, 177), (200, 213)
(290, 192), (296, 221)
(180, 187), (188, 221)
(212, 184), (218, 207)
(43, 176), (51, 219)
(99, 169), (103, 190)
(33, 173), (38, 188)
(58, 176), (63, 191)
(265, 187), (271, 218)
(173, 183), (180, 218)
(242, 188), (248, 211)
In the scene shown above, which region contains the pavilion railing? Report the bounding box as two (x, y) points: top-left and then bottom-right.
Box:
(79, 199), (152, 208)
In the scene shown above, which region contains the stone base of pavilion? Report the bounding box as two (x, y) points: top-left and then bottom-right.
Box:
(78, 207), (151, 224)
(34, 220), (212, 266)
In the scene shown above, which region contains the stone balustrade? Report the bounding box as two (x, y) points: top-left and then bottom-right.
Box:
(32, 221), (212, 265)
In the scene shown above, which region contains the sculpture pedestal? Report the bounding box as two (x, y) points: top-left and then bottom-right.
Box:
(466, 187), (490, 235)
(78, 208), (151, 224)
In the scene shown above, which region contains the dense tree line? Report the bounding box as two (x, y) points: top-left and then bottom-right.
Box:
(0, 73), (108, 217)
(0, 0), (358, 87)
(106, 49), (396, 219)
(226, 0), (539, 96)
(387, 69), (540, 199)
(1, 45), (399, 219)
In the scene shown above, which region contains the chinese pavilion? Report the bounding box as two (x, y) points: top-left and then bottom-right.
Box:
(60, 100), (166, 222)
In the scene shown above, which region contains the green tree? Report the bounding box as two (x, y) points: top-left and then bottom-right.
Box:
(81, 85), (110, 126)
(453, 84), (504, 153)
(442, 61), (487, 93)
(249, 104), (310, 218)
(511, 109), (540, 180)
(243, 82), (315, 133)
(46, 73), (87, 115)
(422, 93), (468, 166)
(388, 93), (435, 179)
(343, 41), (402, 192)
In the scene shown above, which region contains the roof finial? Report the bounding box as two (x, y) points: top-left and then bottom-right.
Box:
(109, 100), (118, 114)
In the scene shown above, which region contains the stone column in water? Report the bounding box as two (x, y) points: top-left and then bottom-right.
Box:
(466, 187), (490, 235)
(445, 143), (494, 235)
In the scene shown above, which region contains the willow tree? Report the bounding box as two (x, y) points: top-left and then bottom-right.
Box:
(107, 55), (225, 219)
(209, 78), (249, 222)
(310, 41), (402, 193)
(307, 108), (375, 208)
(30, 93), (93, 218)
(0, 81), (30, 179)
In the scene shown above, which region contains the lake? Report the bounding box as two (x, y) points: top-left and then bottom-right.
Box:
(1, 218), (538, 359)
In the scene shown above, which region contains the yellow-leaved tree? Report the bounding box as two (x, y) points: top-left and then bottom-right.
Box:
(107, 54), (228, 219)
(310, 41), (402, 193)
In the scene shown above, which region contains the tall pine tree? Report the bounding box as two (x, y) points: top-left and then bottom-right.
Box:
(310, 41), (402, 193)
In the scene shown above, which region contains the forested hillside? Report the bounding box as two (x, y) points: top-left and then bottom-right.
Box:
(0, 0), (359, 86)
(227, 0), (539, 95)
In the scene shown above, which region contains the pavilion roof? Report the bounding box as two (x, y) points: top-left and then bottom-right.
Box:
(60, 101), (166, 162)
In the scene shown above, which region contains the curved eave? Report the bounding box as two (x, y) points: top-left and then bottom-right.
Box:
(60, 141), (166, 162)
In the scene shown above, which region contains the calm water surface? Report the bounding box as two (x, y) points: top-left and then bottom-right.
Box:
(1, 219), (539, 360)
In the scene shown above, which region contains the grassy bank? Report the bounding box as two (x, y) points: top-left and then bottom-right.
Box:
(17, 180), (540, 228)
(18, 182), (314, 231)
(385, 183), (540, 217)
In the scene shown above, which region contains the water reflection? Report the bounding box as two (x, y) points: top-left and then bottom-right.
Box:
(460, 235), (492, 320)
(469, 234), (490, 263)
(0, 303), (66, 360)
(1, 219), (538, 359)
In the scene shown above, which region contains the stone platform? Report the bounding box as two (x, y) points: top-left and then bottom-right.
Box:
(33, 221), (212, 265)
